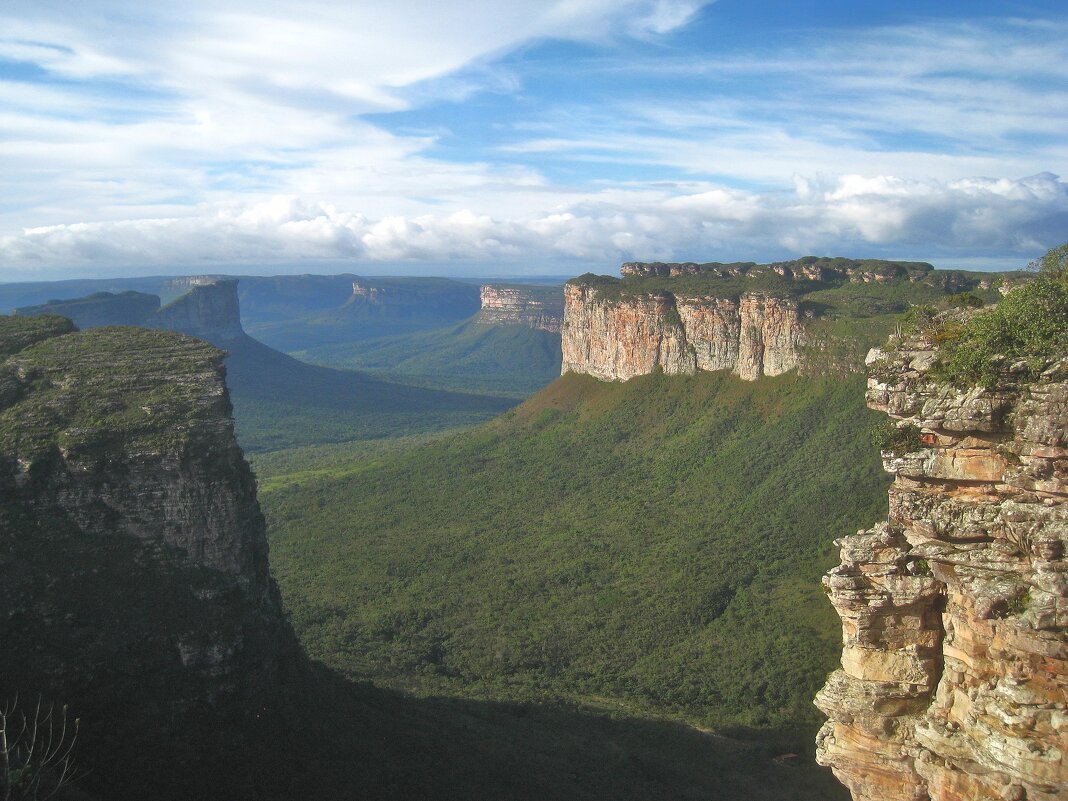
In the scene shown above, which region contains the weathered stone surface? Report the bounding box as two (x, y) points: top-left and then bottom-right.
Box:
(816, 335), (1068, 801)
(560, 283), (804, 381)
(476, 285), (563, 332)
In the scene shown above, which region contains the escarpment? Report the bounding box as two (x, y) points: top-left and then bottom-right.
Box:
(561, 258), (1026, 383)
(476, 284), (564, 332)
(815, 332), (1067, 800)
(560, 282), (805, 381)
(153, 278), (245, 341)
(0, 315), (298, 798)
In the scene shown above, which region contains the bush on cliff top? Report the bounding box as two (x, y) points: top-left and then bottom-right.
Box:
(936, 242), (1068, 388)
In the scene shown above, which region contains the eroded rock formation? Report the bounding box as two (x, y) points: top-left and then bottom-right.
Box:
(560, 282), (805, 381)
(476, 285), (564, 332)
(815, 337), (1067, 801)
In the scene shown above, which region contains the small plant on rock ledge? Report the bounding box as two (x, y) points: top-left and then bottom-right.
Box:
(870, 420), (923, 456)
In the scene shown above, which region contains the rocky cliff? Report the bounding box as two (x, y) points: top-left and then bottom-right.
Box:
(154, 279), (245, 341)
(815, 332), (1067, 801)
(0, 314), (297, 798)
(560, 282), (805, 381)
(476, 285), (564, 333)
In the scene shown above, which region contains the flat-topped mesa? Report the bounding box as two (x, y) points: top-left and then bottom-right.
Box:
(561, 282), (805, 381)
(815, 325), (1068, 801)
(476, 285), (564, 333)
(153, 278), (245, 341)
(159, 274), (228, 305)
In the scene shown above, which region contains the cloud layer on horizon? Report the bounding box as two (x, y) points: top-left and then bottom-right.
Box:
(4, 173), (1063, 275)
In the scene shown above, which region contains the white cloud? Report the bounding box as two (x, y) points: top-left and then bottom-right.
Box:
(2, 173), (1063, 277)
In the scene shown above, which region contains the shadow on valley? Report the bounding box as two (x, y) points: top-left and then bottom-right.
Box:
(248, 662), (851, 801)
(59, 658), (849, 801)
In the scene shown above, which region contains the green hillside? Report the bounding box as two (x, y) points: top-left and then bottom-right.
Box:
(256, 369), (890, 748)
(221, 333), (515, 451)
(295, 318), (563, 396)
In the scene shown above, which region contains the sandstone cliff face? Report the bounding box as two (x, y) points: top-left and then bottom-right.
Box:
(476, 285), (564, 333)
(815, 340), (1067, 801)
(560, 283), (805, 381)
(154, 278), (245, 341)
(0, 316), (295, 797)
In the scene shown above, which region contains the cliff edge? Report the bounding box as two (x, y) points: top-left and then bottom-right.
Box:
(0, 315), (297, 798)
(561, 282), (803, 381)
(814, 305), (1067, 800)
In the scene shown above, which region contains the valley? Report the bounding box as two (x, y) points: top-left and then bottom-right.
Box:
(2, 252), (1064, 801)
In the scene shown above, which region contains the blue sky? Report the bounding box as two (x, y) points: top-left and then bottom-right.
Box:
(1, 0), (1066, 278)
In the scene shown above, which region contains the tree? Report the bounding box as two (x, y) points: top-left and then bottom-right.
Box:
(0, 698), (80, 801)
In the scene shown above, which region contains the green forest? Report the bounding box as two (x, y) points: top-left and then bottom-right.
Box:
(255, 369), (891, 749)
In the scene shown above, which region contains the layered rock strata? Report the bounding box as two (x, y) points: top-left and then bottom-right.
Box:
(815, 338), (1068, 801)
(476, 285), (564, 332)
(560, 283), (805, 381)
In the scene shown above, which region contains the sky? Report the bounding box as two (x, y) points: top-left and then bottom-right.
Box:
(1, 0), (1067, 280)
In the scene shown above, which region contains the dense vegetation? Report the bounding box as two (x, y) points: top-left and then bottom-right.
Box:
(933, 244), (1068, 387)
(258, 370), (889, 746)
(295, 319), (562, 396)
(0, 325), (225, 457)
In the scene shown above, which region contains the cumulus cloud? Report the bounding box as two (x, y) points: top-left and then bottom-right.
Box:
(3, 173), (1064, 275)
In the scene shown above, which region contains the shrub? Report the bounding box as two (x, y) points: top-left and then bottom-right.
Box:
(871, 420), (922, 455)
(936, 243), (1068, 388)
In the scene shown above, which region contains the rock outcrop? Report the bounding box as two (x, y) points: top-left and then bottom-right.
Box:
(560, 282), (805, 381)
(815, 335), (1067, 801)
(476, 285), (564, 332)
(0, 315), (297, 798)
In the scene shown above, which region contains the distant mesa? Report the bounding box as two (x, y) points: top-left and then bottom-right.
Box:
(562, 257), (1027, 382)
(17, 278), (245, 343)
(15, 290), (161, 329)
(155, 279), (245, 341)
(476, 284), (564, 333)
